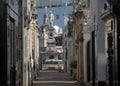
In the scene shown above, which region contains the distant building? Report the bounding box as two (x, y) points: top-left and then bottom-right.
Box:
(39, 11), (63, 70)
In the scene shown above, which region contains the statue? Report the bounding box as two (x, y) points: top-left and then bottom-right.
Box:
(49, 11), (54, 25)
(44, 13), (49, 24)
(63, 15), (69, 26)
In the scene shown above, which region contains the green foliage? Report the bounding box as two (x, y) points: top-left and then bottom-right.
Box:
(70, 60), (77, 69)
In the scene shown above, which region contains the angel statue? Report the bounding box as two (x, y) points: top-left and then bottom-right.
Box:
(49, 11), (54, 25)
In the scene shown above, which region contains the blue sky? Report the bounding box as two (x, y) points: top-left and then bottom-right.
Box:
(37, 6), (73, 28)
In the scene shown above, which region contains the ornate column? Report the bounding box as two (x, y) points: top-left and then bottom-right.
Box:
(73, 9), (84, 83)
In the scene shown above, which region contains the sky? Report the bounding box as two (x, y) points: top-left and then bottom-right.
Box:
(37, 5), (73, 29)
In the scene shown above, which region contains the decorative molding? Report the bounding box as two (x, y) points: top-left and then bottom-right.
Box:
(101, 2), (114, 22)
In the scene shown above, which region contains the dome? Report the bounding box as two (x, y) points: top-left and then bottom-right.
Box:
(53, 25), (63, 34)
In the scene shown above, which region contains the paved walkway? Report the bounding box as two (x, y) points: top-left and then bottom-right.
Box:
(33, 70), (91, 86)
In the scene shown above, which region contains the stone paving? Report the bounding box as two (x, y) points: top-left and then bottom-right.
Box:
(33, 70), (91, 86)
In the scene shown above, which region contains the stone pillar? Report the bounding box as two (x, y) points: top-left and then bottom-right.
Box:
(113, 2), (120, 86)
(74, 10), (84, 84)
(18, 0), (23, 85)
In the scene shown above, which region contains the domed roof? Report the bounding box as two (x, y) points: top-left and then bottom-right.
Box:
(53, 25), (63, 34)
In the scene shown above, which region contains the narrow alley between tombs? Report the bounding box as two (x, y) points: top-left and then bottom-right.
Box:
(33, 70), (90, 86)
(0, 0), (120, 86)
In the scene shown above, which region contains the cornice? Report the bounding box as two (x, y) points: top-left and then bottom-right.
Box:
(101, 2), (114, 22)
(101, 8), (114, 22)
